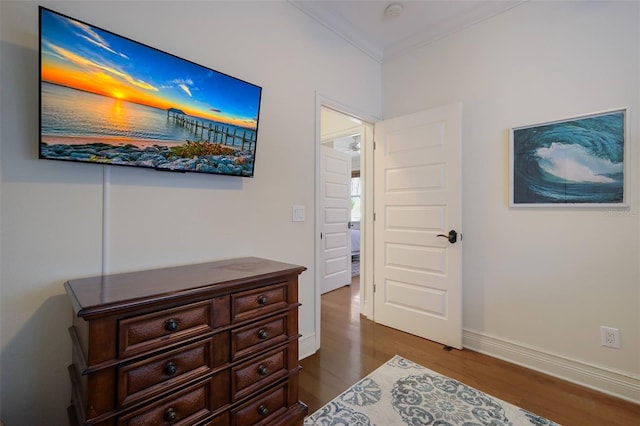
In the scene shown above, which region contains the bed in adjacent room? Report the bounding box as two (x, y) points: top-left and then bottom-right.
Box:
(351, 228), (360, 258)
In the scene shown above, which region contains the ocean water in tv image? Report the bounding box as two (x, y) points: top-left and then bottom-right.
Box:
(41, 83), (255, 146)
(513, 111), (624, 204)
(41, 83), (257, 176)
(43, 83), (193, 142)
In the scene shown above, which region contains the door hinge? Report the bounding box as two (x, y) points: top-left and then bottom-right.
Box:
(320, 232), (323, 239)
(373, 212), (376, 221)
(373, 141), (376, 150)
(373, 284), (376, 293)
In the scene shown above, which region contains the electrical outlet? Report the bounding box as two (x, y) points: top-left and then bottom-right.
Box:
(600, 326), (621, 349)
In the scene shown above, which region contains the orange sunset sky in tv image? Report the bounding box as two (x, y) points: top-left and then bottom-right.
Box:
(40, 9), (261, 130)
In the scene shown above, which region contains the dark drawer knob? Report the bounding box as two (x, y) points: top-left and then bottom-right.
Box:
(258, 405), (269, 417)
(164, 407), (178, 422)
(257, 329), (268, 340)
(257, 295), (268, 305)
(164, 362), (178, 376)
(164, 319), (179, 332)
(257, 365), (268, 376)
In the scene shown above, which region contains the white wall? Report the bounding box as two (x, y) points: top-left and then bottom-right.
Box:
(0, 1), (381, 424)
(383, 0), (639, 398)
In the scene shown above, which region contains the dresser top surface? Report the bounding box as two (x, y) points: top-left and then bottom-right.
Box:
(65, 257), (306, 317)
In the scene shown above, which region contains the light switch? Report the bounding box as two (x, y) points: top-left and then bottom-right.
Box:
(292, 205), (305, 222)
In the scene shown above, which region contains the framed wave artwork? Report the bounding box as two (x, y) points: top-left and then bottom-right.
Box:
(510, 109), (628, 207)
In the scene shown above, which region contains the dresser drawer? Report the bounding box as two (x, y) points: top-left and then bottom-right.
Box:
(231, 282), (288, 323)
(232, 345), (290, 401)
(230, 381), (288, 426)
(194, 412), (229, 426)
(118, 340), (213, 407)
(117, 374), (228, 426)
(231, 313), (289, 361)
(119, 300), (214, 358)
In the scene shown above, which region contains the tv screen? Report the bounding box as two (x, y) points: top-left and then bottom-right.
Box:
(39, 7), (262, 177)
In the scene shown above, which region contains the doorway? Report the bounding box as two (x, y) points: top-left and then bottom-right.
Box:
(314, 99), (376, 353)
(313, 99), (463, 355)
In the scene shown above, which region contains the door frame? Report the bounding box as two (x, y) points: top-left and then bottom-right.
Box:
(313, 92), (379, 353)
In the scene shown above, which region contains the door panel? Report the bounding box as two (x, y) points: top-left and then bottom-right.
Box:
(374, 103), (462, 349)
(321, 146), (352, 294)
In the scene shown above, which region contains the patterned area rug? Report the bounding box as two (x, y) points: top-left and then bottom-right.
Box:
(304, 355), (559, 426)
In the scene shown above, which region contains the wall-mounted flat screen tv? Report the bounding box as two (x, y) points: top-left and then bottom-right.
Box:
(39, 7), (262, 177)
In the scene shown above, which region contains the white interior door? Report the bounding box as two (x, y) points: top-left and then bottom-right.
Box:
(373, 103), (462, 349)
(321, 145), (352, 294)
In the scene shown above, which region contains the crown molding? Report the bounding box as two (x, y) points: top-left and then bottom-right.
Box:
(288, 0), (383, 63)
(383, 0), (528, 61)
(289, 0), (528, 64)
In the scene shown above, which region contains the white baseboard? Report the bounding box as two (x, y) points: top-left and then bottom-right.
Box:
(299, 332), (318, 360)
(463, 329), (640, 404)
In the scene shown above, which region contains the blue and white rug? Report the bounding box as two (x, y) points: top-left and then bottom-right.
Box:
(304, 355), (560, 426)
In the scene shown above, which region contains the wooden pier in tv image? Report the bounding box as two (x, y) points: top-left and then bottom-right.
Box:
(167, 107), (256, 150)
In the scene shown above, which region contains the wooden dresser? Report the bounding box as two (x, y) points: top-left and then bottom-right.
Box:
(64, 257), (308, 426)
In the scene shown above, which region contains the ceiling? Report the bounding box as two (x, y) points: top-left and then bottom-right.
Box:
(320, 107), (363, 169)
(289, 0), (527, 62)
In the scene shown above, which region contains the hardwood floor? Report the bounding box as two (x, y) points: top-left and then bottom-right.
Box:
(299, 276), (640, 425)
